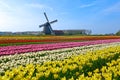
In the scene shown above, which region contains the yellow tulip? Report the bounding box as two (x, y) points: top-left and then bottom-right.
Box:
(62, 67), (67, 74)
(94, 69), (99, 73)
(88, 72), (92, 77)
(54, 74), (59, 79)
(31, 77), (38, 80)
(69, 76), (74, 80)
(1, 76), (10, 80)
(44, 71), (50, 78)
(76, 72), (79, 76)
(61, 76), (66, 80)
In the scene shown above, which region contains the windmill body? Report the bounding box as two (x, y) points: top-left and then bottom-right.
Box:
(39, 12), (57, 35)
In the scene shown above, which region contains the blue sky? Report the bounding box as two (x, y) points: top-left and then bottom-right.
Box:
(0, 0), (120, 34)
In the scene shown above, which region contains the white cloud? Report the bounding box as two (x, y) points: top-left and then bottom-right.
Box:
(26, 3), (53, 11)
(0, 1), (14, 27)
(103, 1), (120, 14)
(0, 1), (13, 11)
(79, 3), (95, 8)
(79, 0), (97, 8)
(0, 1), (10, 8)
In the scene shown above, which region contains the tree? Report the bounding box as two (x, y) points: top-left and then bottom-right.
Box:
(116, 30), (120, 35)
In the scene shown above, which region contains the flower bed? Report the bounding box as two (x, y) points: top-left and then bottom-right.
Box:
(0, 36), (120, 46)
(0, 44), (120, 80)
(0, 39), (120, 56)
(0, 36), (120, 80)
(0, 42), (119, 74)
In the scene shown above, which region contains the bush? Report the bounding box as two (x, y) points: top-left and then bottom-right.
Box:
(116, 30), (120, 35)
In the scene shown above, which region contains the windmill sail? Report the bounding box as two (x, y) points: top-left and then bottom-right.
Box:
(39, 12), (57, 35)
(50, 20), (58, 24)
(44, 12), (49, 22)
(39, 23), (45, 27)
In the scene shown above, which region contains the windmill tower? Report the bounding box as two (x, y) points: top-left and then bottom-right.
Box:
(39, 12), (57, 35)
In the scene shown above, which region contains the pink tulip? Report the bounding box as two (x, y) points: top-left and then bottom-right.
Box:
(0, 39), (120, 56)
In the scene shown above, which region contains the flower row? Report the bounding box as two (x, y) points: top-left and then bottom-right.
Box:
(78, 58), (120, 80)
(0, 36), (120, 44)
(0, 44), (120, 80)
(0, 39), (120, 56)
(0, 36), (120, 46)
(0, 42), (119, 74)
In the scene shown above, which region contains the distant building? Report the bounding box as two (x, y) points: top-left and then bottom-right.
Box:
(0, 31), (42, 35)
(0, 32), (12, 35)
(53, 30), (64, 35)
(40, 29), (92, 35)
(0, 29), (92, 35)
(13, 31), (42, 35)
(62, 29), (92, 35)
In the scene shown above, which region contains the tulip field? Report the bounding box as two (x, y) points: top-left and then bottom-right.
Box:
(0, 36), (120, 80)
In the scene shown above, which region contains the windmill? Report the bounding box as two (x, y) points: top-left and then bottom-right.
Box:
(39, 12), (58, 35)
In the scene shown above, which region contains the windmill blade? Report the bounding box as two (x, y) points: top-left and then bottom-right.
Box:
(50, 20), (58, 24)
(39, 24), (45, 27)
(44, 12), (49, 22)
